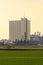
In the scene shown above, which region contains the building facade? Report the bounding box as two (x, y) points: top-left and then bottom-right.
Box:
(9, 17), (30, 41)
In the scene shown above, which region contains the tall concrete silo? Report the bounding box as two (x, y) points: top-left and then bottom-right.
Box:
(9, 17), (30, 41)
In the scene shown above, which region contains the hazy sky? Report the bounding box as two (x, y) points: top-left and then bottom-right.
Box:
(0, 0), (43, 39)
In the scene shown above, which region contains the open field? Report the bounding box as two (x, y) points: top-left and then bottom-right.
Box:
(0, 50), (43, 65)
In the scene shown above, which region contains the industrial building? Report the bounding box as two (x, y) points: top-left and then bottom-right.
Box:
(9, 17), (30, 42)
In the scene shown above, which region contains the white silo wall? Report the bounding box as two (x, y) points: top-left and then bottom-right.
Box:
(9, 21), (14, 41)
(27, 20), (30, 40)
(15, 20), (21, 41)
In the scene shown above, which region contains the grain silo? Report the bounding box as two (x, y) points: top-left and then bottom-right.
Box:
(9, 17), (30, 41)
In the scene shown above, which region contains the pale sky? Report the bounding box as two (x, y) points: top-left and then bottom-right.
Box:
(0, 0), (43, 39)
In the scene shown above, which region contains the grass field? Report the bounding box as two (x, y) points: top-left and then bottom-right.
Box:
(0, 50), (43, 65)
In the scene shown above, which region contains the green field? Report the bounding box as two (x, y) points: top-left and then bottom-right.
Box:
(0, 50), (43, 65)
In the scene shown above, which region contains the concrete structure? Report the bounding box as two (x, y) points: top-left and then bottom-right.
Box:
(20, 17), (30, 41)
(9, 17), (30, 41)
